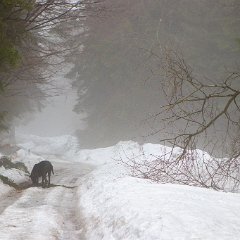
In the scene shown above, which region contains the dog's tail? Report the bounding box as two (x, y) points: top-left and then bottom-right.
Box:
(51, 165), (54, 175)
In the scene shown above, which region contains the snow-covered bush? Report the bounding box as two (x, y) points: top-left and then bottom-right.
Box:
(119, 144), (240, 192)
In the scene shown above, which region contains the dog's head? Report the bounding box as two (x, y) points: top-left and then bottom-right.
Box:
(30, 164), (39, 185)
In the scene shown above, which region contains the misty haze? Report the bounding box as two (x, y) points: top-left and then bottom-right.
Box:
(0, 1), (239, 239)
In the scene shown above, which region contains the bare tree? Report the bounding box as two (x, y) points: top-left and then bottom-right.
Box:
(1, 0), (105, 91)
(159, 49), (240, 157)
(0, 0), (105, 136)
(122, 48), (240, 192)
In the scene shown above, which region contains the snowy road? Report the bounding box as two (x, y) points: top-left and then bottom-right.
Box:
(0, 160), (94, 240)
(1, 136), (240, 240)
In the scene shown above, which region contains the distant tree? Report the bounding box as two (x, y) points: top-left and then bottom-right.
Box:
(108, 0), (240, 192)
(0, 0), (101, 88)
(70, 0), (240, 148)
(0, 0), (102, 134)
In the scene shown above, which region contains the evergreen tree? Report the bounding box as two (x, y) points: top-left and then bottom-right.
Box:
(70, 0), (240, 148)
(0, 0), (97, 135)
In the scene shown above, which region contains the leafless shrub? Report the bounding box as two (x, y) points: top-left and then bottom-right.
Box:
(158, 49), (240, 155)
(121, 48), (240, 192)
(119, 146), (240, 192)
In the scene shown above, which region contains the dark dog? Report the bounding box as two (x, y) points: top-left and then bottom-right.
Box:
(30, 160), (54, 188)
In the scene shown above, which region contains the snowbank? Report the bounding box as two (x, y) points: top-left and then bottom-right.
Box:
(0, 147), (46, 187)
(0, 166), (28, 184)
(1, 134), (239, 239)
(16, 134), (79, 157)
(78, 163), (240, 240)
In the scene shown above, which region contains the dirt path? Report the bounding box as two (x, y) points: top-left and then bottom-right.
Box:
(0, 160), (94, 240)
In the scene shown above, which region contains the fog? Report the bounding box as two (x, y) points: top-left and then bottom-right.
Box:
(16, 88), (81, 137)
(15, 0), (240, 151)
(16, 67), (86, 137)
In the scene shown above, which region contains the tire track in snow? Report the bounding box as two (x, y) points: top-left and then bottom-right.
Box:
(0, 180), (32, 215)
(0, 190), (23, 215)
(0, 161), (94, 240)
(39, 161), (94, 240)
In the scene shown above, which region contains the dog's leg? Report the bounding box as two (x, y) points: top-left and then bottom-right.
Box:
(48, 171), (51, 187)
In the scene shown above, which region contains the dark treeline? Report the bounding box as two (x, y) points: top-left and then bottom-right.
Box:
(1, 0), (239, 154)
(69, 0), (240, 148)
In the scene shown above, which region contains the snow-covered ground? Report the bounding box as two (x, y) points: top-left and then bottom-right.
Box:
(0, 134), (239, 239)
(79, 163), (240, 240)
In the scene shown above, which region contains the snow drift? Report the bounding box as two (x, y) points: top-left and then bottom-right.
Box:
(0, 134), (239, 239)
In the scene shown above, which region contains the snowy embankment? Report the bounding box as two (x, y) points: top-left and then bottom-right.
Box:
(1, 134), (240, 239)
(73, 142), (240, 240)
(79, 163), (240, 239)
